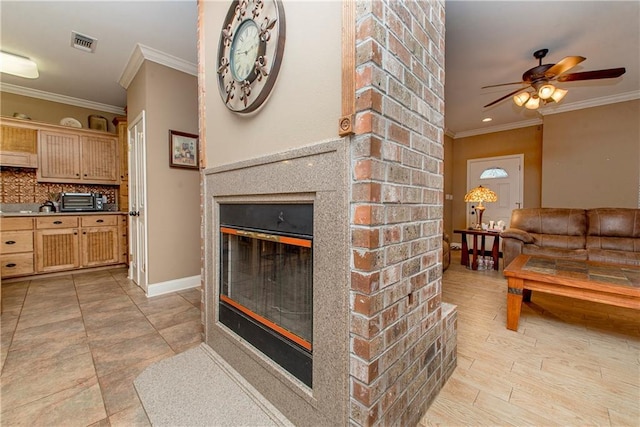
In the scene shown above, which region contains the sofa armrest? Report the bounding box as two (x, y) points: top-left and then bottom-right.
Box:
(502, 237), (524, 269)
(500, 228), (534, 244)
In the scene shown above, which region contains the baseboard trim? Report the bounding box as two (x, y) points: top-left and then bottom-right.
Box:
(147, 275), (201, 297)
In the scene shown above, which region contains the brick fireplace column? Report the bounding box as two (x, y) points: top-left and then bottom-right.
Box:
(348, 1), (456, 425)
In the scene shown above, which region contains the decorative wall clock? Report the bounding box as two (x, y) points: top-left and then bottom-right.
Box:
(217, 0), (286, 113)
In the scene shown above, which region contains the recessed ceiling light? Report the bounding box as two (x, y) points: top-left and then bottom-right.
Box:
(482, 117), (492, 122)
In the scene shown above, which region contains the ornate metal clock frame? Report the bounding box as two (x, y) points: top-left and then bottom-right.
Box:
(217, 0), (286, 113)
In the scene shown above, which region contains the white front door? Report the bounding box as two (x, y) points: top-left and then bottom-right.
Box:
(467, 154), (523, 229)
(128, 111), (148, 292)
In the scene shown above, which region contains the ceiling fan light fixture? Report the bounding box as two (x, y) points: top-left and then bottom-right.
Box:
(524, 95), (540, 110)
(0, 51), (39, 79)
(538, 83), (556, 100)
(513, 91), (530, 107)
(550, 87), (568, 103)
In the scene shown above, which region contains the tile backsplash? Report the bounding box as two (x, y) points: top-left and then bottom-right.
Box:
(0, 167), (117, 204)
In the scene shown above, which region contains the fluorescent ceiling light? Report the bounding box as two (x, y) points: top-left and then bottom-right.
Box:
(0, 51), (39, 79)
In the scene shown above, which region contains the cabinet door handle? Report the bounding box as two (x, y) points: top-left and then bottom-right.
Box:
(83, 231), (87, 235)
(5, 240), (16, 245)
(53, 221), (62, 224)
(97, 219), (104, 223)
(5, 263), (16, 268)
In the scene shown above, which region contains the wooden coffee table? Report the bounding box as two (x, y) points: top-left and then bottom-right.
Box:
(503, 255), (640, 331)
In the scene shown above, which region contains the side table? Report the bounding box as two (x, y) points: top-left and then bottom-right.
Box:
(453, 228), (501, 271)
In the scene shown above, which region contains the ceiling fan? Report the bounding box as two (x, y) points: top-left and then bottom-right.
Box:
(483, 48), (626, 109)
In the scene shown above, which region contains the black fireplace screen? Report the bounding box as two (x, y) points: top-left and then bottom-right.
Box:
(219, 204), (313, 386)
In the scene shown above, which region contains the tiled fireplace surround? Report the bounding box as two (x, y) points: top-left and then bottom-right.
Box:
(204, 141), (456, 425)
(203, 2), (455, 425)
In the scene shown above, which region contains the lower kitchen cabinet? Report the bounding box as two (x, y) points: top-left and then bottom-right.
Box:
(36, 227), (80, 272)
(0, 213), (127, 279)
(1, 217), (35, 277)
(81, 216), (119, 267)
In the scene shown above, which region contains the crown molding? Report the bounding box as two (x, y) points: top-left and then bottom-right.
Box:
(453, 118), (543, 139)
(119, 43), (197, 90)
(538, 90), (640, 116)
(0, 82), (125, 115)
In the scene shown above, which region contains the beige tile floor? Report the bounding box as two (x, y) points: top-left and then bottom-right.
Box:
(1, 267), (202, 426)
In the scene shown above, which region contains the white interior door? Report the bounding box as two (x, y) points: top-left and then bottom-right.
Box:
(467, 154), (523, 229)
(128, 111), (148, 292)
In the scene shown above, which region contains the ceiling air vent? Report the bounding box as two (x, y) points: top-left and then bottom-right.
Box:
(71, 31), (97, 53)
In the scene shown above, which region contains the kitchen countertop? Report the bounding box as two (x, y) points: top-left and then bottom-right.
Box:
(1, 211), (127, 217)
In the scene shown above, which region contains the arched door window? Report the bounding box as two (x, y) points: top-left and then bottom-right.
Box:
(480, 167), (508, 179)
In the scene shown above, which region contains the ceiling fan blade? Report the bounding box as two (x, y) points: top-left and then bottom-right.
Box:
(544, 56), (586, 77)
(484, 86), (530, 108)
(482, 81), (525, 89)
(557, 67), (626, 82)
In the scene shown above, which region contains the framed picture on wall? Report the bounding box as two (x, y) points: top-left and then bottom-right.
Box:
(169, 130), (199, 169)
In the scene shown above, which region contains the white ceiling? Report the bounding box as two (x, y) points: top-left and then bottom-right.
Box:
(1, 1), (638, 136)
(0, 0), (198, 111)
(445, 1), (639, 137)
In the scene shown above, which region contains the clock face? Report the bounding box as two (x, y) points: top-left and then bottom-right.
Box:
(217, 0), (286, 113)
(230, 19), (260, 82)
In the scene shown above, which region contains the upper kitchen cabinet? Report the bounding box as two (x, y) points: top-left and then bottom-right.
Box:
(0, 123), (38, 168)
(38, 128), (120, 185)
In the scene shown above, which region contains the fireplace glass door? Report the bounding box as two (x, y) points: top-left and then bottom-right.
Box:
(219, 204), (313, 386)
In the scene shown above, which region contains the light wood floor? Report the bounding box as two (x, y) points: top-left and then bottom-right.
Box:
(420, 250), (640, 426)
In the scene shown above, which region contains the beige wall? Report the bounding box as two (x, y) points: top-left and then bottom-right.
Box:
(448, 125), (542, 241)
(201, 1), (342, 166)
(443, 100), (640, 243)
(1, 92), (121, 133)
(128, 61), (200, 285)
(541, 100), (640, 208)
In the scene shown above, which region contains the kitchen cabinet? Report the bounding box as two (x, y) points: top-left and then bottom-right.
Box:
(118, 214), (129, 264)
(0, 124), (38, 168)
(0, 213), (127, 279)
(114, 116), (129, 211)
(35, 216), (81, 272)
(38, 130), (119, 185)
(80, 215), (119, 266)
(0, 217), (35, 277)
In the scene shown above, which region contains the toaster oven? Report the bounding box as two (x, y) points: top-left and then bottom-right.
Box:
(59, 192), (105, 212)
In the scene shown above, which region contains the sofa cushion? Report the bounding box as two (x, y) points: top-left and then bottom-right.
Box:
(586, 208), (640, 265)
(509, 208), (587, 250)
(522, 245), (588, 261)
(587, 248), (640, 266)
(528, 233), (588, 250)
(587, 208), (640, 238)
(510, 208), (587, 237)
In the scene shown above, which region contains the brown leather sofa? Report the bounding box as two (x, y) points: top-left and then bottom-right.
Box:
(501, 208), (640, 268)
